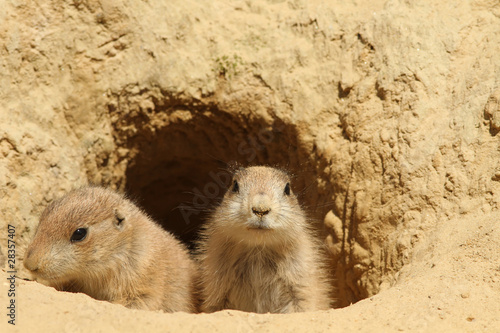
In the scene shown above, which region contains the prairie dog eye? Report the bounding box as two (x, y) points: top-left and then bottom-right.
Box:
(284, 183), (291, 196)
(232, 180), (239, 193)
(70, 228), (87, 242)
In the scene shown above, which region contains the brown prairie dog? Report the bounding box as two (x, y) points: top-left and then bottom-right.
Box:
(199, 166), (331, 313)
(23, 186), (198, 313)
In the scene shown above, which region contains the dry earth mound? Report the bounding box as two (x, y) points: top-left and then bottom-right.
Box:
(1, 0), (499, 331)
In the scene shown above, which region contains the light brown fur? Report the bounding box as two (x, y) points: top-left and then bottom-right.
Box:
(24, 186), (198, 312)
(199, 166), (331, 313)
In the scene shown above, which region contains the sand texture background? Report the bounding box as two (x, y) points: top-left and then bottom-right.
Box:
(1, 0), (500, 331)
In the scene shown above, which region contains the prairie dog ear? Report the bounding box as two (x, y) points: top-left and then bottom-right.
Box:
(113, 208), (126, 230)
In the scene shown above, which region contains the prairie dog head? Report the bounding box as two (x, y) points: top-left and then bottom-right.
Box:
(23, 186), (139, 288)
(213, 166), (306, 245)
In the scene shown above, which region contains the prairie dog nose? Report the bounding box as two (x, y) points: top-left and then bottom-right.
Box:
(24, 248), (39, 272)
(252, 206), (271, 217)
(251, 193), (271, 217)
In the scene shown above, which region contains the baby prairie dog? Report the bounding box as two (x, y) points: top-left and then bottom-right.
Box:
(199, 166), (331, 313)
(24, 186), (198, 312)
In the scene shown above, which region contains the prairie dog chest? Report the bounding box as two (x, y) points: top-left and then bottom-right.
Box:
(225, 248), (291, 312)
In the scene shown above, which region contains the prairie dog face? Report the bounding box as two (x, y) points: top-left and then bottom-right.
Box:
(23, 187), (133, 287)
(215, 166), (305, 244)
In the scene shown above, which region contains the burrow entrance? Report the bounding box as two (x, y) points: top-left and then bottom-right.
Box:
(105, 87), (354, 304)
(109, 93), (334, 247)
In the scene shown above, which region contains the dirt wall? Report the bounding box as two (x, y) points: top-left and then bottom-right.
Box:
(1, 0), (500, 313)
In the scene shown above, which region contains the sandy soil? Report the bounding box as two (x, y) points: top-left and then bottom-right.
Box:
(1, 0), (500, 331)
(2, 211), (499, 332)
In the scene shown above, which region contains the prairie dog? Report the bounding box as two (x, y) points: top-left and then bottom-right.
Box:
(199, 166), (331, 313)
(23, 186), (198, 312)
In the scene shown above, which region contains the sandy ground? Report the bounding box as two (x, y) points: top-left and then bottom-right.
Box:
(2, 211), (499, 332)
(1, 0), (500, 331)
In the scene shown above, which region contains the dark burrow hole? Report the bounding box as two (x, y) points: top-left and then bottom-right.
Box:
(111, 101), (334, 250)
